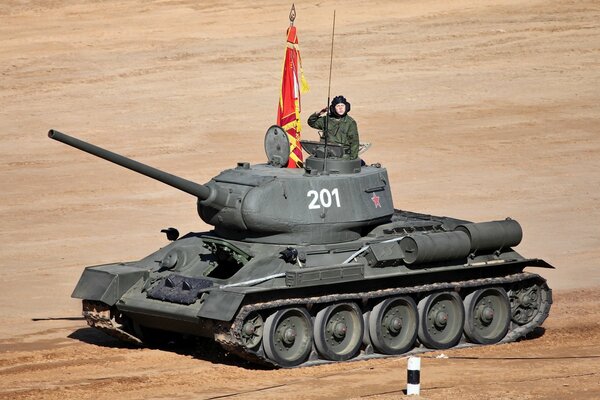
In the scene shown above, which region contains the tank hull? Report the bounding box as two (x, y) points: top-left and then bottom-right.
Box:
(74, 210), (553, 367)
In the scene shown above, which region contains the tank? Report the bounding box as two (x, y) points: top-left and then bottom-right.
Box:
(49, 127), (553, 367)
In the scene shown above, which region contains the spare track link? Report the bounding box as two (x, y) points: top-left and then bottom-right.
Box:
(216, 272), (552, 368)
(82, 300), (143, 345)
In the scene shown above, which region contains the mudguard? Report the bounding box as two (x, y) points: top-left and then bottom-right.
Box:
(197, 290), (245, 321)
(71, 264), (148, 305)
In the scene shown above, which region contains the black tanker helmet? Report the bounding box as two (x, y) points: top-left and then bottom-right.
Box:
(329, 95), (351, 118)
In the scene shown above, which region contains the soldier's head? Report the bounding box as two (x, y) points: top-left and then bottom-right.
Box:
(330, 95), (351, 118)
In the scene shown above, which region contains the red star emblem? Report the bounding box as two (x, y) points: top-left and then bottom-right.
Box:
(371, 192), (381, 208)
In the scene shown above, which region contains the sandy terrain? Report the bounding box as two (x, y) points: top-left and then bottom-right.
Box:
(1, 0), (599, 398)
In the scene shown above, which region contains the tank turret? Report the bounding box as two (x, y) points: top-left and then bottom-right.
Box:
(48, 129), (393, 244)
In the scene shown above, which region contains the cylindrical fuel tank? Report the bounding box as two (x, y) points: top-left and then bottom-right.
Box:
(400, 231), (471, 265)
(456, 219), (522, 253)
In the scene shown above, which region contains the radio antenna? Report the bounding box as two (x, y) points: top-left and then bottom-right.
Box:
(323, 10), (336, 172)
(327, 10), (336, 105)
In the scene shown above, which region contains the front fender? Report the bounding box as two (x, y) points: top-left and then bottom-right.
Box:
(72, 264), (148, 305)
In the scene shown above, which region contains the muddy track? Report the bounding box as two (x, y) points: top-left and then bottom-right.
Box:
(220, 273), (551, 367)
(78, 271), (551, 368)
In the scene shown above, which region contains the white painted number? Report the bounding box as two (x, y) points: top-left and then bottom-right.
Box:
(307, 188), (341, 209)
(307, 190), (319, 209)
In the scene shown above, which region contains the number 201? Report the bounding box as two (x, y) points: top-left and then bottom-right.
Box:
(307, 188), (341, 209)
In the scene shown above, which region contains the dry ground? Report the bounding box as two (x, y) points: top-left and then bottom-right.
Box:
(1, 0), (599, 398)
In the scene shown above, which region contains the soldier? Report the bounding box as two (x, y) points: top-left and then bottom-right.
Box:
(308, 95), (359, 159)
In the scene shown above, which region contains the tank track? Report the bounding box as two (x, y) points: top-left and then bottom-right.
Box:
(215, 272), (552, 368)
(82, 300), (143, 345)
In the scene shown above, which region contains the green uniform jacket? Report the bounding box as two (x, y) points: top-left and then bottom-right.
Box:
(307, 112), (360, 159)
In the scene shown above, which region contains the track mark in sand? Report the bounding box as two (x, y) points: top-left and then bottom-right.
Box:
(3, 375), (150, 400)
(0, 354), (125, 375)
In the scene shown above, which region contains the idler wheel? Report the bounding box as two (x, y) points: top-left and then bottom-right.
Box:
(464, 287), (510, 344)
(418, 292), (465, 349)
(263, 308), (312, 367)
(314, 302), (364, 361)
(368, 296), (418, 355)
(240, 312), (264, 349)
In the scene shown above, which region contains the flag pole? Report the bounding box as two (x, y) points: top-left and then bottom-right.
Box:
(323, 10), (336, 172)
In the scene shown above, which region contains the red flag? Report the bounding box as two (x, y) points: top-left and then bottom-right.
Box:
(277, 25), (309, 168)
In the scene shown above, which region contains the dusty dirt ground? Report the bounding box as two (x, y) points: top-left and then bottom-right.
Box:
(1, 0), (599, 398)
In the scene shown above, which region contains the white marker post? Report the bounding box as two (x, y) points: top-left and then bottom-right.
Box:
(407, 356), (421, 396)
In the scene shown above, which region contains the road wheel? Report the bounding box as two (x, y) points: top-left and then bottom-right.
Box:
(464, 287), (510, 344)
(418, 291), (464, 349)
(314, 302), (364, 361)
(263, 308), (312, 367)
(369, 296), (418, 355)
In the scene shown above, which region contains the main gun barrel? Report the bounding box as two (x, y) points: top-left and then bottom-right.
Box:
(48, 129), (212, 200)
